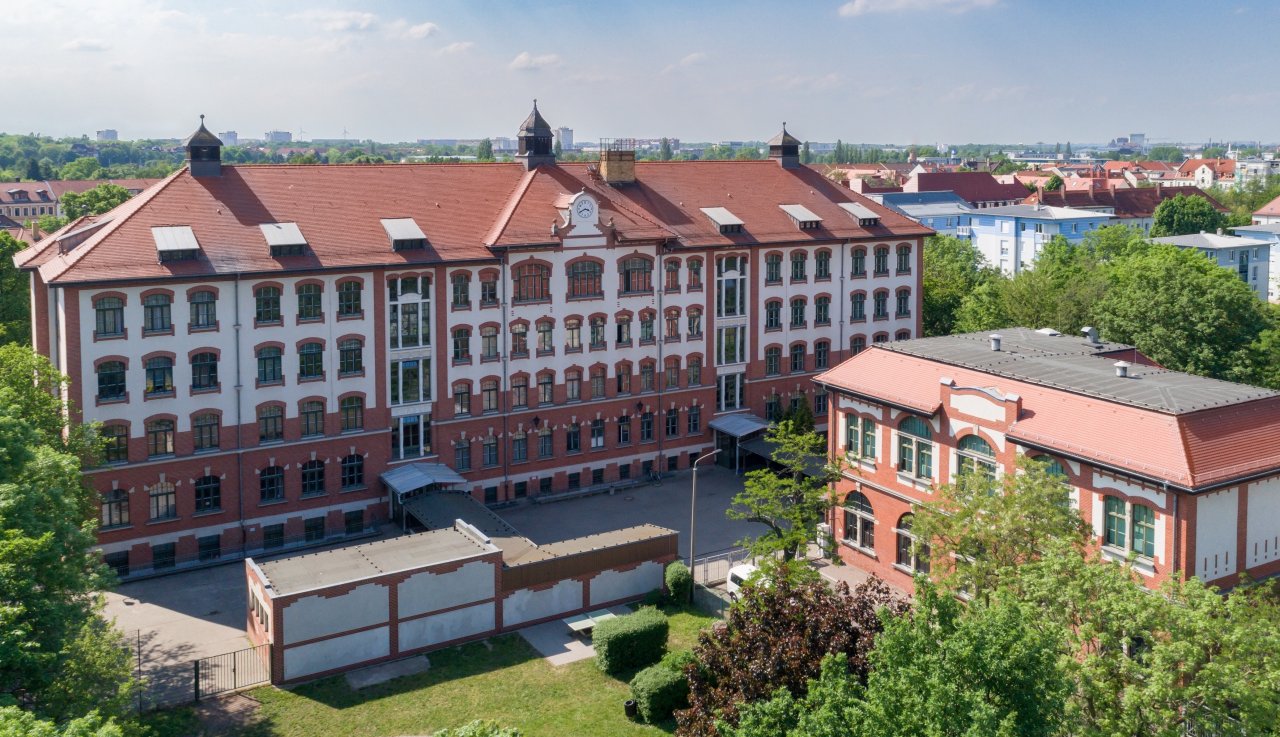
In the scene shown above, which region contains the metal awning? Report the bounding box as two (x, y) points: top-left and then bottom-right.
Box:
(151, 225), (200, 252)
(779, 204), (823, 224)
(259, 222), (307, 247)
(708, 413), (770, 439)
(700, 206), (744, 227)
(381, 463), (466, 499)
(380, 217), (427, 241)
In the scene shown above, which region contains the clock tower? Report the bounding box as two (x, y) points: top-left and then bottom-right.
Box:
(516, 100), (556, 171)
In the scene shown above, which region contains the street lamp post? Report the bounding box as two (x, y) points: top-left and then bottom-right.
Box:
(690, 448), (722, 603)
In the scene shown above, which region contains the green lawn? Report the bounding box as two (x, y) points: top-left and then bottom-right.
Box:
(150, 605), (715, 737)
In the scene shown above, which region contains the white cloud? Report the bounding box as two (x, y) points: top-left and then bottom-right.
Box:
(437, 41), (475, 55)
(387, 19), (439, 40)
(509, 51), (561, 71)
(838, 0), (998, 16)
(62, 38), (110, 52)
(293, 10), (377, 33)
(662, 51), (708, 74)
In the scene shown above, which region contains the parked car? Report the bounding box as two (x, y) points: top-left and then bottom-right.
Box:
(725, 563), (760, 597)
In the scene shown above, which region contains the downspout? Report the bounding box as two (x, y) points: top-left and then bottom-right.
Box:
(655, 247), (665, 472)
(499, 252), (510, 500)
(233, 274), (246, 553)
(1167, 481), (1179, 578)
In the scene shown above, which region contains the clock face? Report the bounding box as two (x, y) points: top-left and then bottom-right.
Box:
(575, 197), (596, 221)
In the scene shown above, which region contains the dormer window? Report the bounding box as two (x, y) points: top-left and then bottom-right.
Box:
(779, 204), (823, 230)
(260, 222), (308, 257)
(700, 207), (744, 235)
(151, 226), (201, 263)
(381, 218), (428, 251)
(839, 202), (881, 227)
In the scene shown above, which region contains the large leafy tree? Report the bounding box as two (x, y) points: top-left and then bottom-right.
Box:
(60, 184), (130, 221)
(0, 232), (30, 346)
(678, 576), (907, 737)
(0, 346), (133, 720)
(1149, 193), (1226, 237)
(921, 234), (993, 336)
(727, 419), (838, 563)
(909, 457), (1089, 601)
(1094, 244), (1270, 382)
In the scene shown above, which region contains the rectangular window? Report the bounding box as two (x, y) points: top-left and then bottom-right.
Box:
(345, 510), (364, 535)
(151, 543), (176, 570)
(455, 442), (472, 471)
(666, 408), (679, 438)
(688, 357), (702, 386)
(640, 412), (654, 442)
(297, 284), (322, 320)
(1104, 496), (1127, 549)
(688, 405), (701, 434)
(259, 467), (284, 502)
(1132, 504), (1156, 558)
(566, 425), (581, 453)
(263, 524), (284, 550)
(512, 434), (528, 462)
(482, 437), (498, 467)
(304, 517), (325, 542)
(590, 419), (604, 449)
(198, 535), (221, 562)
(539, 429), (553, 458)
(148, 483), (176, 521)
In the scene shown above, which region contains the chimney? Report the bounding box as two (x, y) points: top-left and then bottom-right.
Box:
(1114, 361), (1131, 378)
(1217, 227), (1224, 235)
(989, 334), (1003, 351)
(1082, 326), (1099, 344)
(599, 138), (636, 185)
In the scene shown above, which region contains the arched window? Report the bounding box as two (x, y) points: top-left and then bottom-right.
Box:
(816, 250), (832, 279)
(957, 434), (996, 480)
(97, 360), (126, 401)
(254, 286), (281, 324)
(341, 396), (364, 431)
(873, 290), (889, 319)
(144, 357), (174, 396)
(664, 309), (680, 340)
(339, 339), (363, 375)
(815, 296), (831, 325)
(815, 340), (830, 369)
(897, 244), (913, 273)
(851, 247), (866, 277)
(191, 351), (218, 390)
(146, 419), (174, 458)
(765, 300), (782, 329)
(790, 251), (807, 281)
(259, 466), (284, 502)
(790, 298), (806, 327)
(688, 258), (703, 289)
(297, 283), (322, 320)
(300, 460), (325, 497)
(193, 413), (220, 451)
(189, 290), (217, 329)
(568, 261), (603, 298)
(591, 316), (607, 348)
(481, 379), (499, 412)
(896, 288), (911, 317)
(851, 292), (866, 321)
(337, 281), (363, 317)
(790, 343), (806, 373)
(452, 327), (471, 361)
(765, 253), (783, 283)
(1103, 496), (1156, 559)
(897, 416), (933, 480)
(895, 513), (929, 573)
(258, 405), (283, 443)
(687, 307), (703, 337)
(664, 259), (681, 291)
(481, 325), (499, 359)
(620, 257), (653, 293)
(895, 330), (912, 341)
(298, 342), (324, 379)
(95, 296), (124, 337)
(873, 246), (889, 275)
(300, 400), (325, 437)
(101, 423), (128, 464)
(143, 293), (172, 332)
(513, 262), (550, 303)
(843, 491), (875, 551)
(851, 335), (866, 355)
(765, 346), (782, 376)
(257, 346), (282, 384)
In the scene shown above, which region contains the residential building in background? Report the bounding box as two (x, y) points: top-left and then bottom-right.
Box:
(265, 130), (293, 144)
(0, 178), (161, 221)
(817, 328), (1280, 594)
(903, 171), (1028, 209)
(554, 126), (573, 151)
(866, 191), (974, 238)
(968, 204), (1111, 274)
(219, 131), (239, 146)
(96, 129), (119, 141)
(1230, 223), (1280, 302)
(1151, 231), (1271, 301)
(13, 108), (927, 579)
(1177, 158), (1235, 189)
(1234, 155), (1280, 188)
(1255, 194), (1280, 225)
(1024, 184), (1227, 234)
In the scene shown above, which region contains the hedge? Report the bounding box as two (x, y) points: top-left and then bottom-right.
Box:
(665, 561), (692, 602)
(629, 663), (689, 723)
(593, 606), (668, 675)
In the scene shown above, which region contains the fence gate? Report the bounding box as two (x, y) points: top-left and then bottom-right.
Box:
(194, 644), (271, 701)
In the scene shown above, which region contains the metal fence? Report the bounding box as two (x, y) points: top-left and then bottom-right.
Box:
(691, 548), (751, 585)
(194, 644), (272, 702)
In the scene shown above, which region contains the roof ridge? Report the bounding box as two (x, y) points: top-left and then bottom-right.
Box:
(12, 215), (89, 269)
(483, 168), (539, 246)
(39, 167), (186, 282)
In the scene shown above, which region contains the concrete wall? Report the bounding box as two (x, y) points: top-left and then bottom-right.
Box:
(589, 561), (661, 606)
(1246, 477), (1280, 569)
(281, 583), (390, 645)
(283, 626), (390, 680)
(398, 560), (495, 618)
(399, 602), (495, 651)
(501, 578), (583, 627)
(1195, 488), (1237, 582)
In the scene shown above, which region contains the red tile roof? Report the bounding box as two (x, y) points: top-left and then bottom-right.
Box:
(907, 172), (1029, 206)
(1023, 186), (1226, 219)
(25, 160), (929, 285)
(1256, 193), (1280, 218)
(817, 341), (1280, 490)
(1177, 158), (1235, 178)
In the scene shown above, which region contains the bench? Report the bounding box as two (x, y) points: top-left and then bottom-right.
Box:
(563, 610), (619, 638)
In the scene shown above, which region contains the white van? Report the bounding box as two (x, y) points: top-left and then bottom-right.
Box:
(725, 563), (760, 596)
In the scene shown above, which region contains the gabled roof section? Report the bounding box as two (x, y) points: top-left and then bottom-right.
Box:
(1256, 193), (1280, 218)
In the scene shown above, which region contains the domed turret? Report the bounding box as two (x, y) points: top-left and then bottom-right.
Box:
(516, 100), (556, 170)
(184, 115), (223, 177)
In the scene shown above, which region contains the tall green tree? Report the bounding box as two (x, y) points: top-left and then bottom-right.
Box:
(60, 184), (130, 221)
(659, 137), (673, 161)
(800, 141), (811, 164)
(1146, 145), (1185, 162)
(0, 349), (133, 720)
(1150, 193), (1226, 236)
(57, 157), (102, 181)
(921, 234), (993, 336)
(1094, 244), (1269, 382)
(476, 138), (494, 161)
(0, 232), (30, 346)
(727, 419), (838, 563)
(1044, 173), (1063, 191)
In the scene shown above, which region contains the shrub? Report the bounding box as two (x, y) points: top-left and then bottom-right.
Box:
(593, 606), (668, 675)
(630, 663), (689, 723)
(659, 648), (695, 674)
(665, 561), (692, 602)
(432, 720), (521, 737)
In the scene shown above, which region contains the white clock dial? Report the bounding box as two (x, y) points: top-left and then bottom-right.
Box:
(575, 198), (595, 220)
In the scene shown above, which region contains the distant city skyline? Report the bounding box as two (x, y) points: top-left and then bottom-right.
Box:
(11, 0), (1279, 145)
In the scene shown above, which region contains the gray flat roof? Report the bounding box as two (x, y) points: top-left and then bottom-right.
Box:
(1232, 223), (1280, 235)
(709, 412), (770, 438)
(255, 527), (495, 596)
(977, 204), (1107, 220)
(402, 492), (551, 565)
(894, 202), (975, 218)
(1151, 232), (1269, 249)
(883, 328), (1279, 414)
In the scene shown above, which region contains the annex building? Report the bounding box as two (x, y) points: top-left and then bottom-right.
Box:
(14, 105), (927, 578)
(816, 328), (1280, 592)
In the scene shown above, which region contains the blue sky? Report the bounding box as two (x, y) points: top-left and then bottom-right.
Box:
(11, 0), (1276, 145)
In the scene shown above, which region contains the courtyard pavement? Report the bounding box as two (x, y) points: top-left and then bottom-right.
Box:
(103, 465), (761, 705)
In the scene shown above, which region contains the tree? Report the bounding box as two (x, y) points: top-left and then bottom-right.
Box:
(477, 138), (494, 162)
(430, 721), (521, 737)
(1006, 545), (1280, 737)
(1044, 173), (1063, 191)
(60, 184), (130, 221)
(660, 138), (673, 161)
(800, 141), (811, 165)
(0, 707), (123, 736)
(727, 419), (837, 563)
(0, 347), (133, 720)
(909, 457), (1089, 601)
(678, 576), (907, 737)
(1146, 146), (1185, 163)
(553, 138), (563, 158)
(1094, 244), (1270, 382)
(0, 232), (31, 346)
(1081, 223), (1148, 261)
(1202, 146), (1227, 159)
(1150, 193), (1226, 237)
(24, 159), (42, 181)
(1064, 141), (1072, 157)
(58, 157), (102, 181)
(921, 234), (993, 336)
